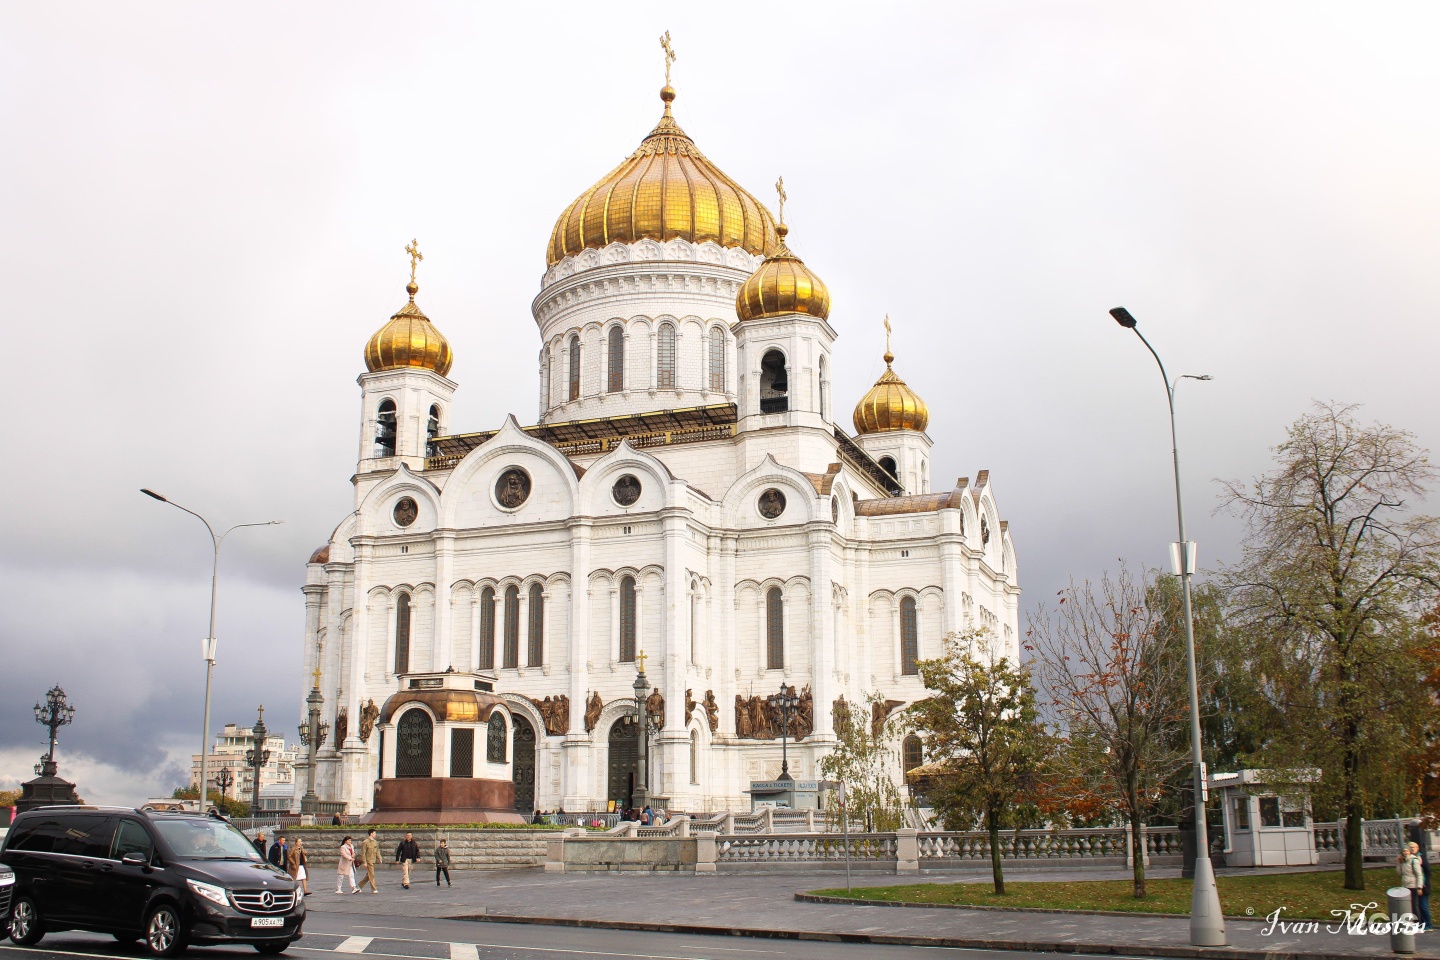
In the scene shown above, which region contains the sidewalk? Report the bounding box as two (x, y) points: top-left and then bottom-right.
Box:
(307, 865), (1440, 958)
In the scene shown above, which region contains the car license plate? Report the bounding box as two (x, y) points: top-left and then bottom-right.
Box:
(250, 917), (284, 928)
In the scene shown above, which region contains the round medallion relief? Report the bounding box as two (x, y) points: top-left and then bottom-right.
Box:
(392, 497), (418, 527)
(758, 488), (787, 520)
(612, 474), (642, 506)
(495, 468), (532, 509)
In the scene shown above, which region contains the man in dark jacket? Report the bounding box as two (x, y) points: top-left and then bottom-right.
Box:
(252, 831), (268, 861)
(434, 838), (451, 887)
(268, 835), (289, 869)
(395, 832), (421, 889)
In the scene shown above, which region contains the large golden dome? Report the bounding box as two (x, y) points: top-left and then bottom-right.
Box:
(853, 330), (929, 434)
(736, 223), (831, 322)
(364, 280), (453, 377)
(546, 86), (779, 267)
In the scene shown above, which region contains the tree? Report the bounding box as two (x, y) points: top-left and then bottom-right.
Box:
(1029, 568), (1191, 898)
(906, 628), (1052, 894)
(820, 692), (906, 833)
(173, 784), (250, 819)
(1221, 401), (1440, 889)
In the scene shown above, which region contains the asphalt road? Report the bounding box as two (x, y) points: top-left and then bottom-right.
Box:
(0, 912), (1176, 960)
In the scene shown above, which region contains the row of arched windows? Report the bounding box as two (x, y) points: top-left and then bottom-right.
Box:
(557, 323), (728, 403)
(391, 584), (545, 675)
(373, 399), (444, 458)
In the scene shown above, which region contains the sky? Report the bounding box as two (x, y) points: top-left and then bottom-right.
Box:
(2, 2), (1438, 804)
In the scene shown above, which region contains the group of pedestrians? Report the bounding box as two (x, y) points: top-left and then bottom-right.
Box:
(334, 829), (452, 893)
(1399, 840), (1432, 931)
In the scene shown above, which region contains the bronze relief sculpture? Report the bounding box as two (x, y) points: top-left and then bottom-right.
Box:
(703, 690), (719, 733)
(358, 699), (380, 742)
(584, 691), (603, 733)
(495, 468), (532, 508)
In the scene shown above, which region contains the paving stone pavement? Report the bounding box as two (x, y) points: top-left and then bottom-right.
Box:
(304, 864), (1440, 958)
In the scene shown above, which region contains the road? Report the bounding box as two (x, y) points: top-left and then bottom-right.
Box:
(0, 912), (1175, 960)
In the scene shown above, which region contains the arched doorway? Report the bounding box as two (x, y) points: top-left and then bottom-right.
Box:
(511, 714), (536, 814)
(395, 709), (432, 778)
(607, 716), (640, 810)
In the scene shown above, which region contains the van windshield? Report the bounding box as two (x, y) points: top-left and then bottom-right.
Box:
(152, 819), (262, 861)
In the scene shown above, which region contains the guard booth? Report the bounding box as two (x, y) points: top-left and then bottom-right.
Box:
(1209, 768), (1319, 867)
(748, 779), (823, 811)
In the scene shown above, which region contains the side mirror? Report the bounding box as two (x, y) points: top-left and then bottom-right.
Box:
(122, 852), (148, 866)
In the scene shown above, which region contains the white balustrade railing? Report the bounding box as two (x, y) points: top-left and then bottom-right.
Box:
(917, 827), (1136, 861)
(716, 833), (898, 863)
(637, 815), (690, 838)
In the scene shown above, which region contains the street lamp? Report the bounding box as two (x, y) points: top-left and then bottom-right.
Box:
(768, 683), (800, 781)
(215, 766), (234, 799)
(245, 705), (271, 816)
(297, 670), (329, 814)
(141, 489), (280, 816)
(631, 650), (660, 813)
(33, 685), (76, 777)
(1109, 306), (1225, 947)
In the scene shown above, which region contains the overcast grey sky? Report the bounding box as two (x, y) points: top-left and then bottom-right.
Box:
(3, 2), (1437, 803)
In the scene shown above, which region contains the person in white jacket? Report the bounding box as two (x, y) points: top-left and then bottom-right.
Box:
(1399, 841), (1425, 925)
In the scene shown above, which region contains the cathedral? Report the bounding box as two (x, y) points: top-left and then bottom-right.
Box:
(300, 61), (1020, 816)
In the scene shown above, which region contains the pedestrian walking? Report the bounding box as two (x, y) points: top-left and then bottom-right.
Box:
(435, 838), (452, 887)
(337, 836), (358, 894)
(1400, 841), (1425, 924)
(269, 835), (290, 870)
(359, 828), (381, 893)
(289, 838), (310, 894)
(395, 831), (421, 889)
(252, 831), (268, 861)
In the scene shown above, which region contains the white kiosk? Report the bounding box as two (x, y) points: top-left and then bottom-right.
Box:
(1209, 768), (1319, 867)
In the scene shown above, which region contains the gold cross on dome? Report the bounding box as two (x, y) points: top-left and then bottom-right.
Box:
(405, 239), (423, 284)
(636, 649), (649, 673)
(775, 176), (786, 224)
(659, 31), (675, 85)
(883, 314), (894, 364)
(312, 666), (322, 689)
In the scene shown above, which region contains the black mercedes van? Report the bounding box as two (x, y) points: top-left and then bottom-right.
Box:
(1, 806), (303, 956)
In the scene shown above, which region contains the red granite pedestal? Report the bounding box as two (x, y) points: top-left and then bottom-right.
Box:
(363, 777), (527, 825)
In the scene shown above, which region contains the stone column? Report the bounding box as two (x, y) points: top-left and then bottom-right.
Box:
(938, 510), (963, 640)
(434, 531), (454, 671)
(563, 519), (593, 810)
(808, 524), (833, 743)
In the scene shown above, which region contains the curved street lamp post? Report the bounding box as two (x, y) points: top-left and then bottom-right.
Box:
(33, 685), (76, 777)
(1109, 306), (1224, 948)
(246, 706), (271, 816)
(768, 684), (800, 782)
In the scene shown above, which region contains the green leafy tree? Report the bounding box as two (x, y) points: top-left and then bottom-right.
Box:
(905, 628), (1052, 893)
(172, 784), (250, 819)
(0, 789), (20, 807)
(1220, 401), (1440, 889)
(820, 692), (906, 833)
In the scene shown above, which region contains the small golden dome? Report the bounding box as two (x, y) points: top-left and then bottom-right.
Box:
(363, 283), (453, 377)
(853, 327), (929, 434)
(736, 223), (831, 322)
(547, 86), (779, 267)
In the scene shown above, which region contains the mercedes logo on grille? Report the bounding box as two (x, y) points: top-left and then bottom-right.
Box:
(259, 891), (275, 909)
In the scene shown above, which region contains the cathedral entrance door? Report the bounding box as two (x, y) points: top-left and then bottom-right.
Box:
(511, 715), (536, 814)
(607, 717), (639, 810)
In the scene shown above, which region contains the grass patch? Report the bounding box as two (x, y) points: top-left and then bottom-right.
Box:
(813, 866), (1397, 920)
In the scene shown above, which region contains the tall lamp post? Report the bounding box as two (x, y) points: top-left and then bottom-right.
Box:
(631, 650), (660, 812)
(768, 684), (799, 781)
(141, 489), (280, 813)
(245, 706), (271, 816)
(215, 766), (234, 801)
(33, 685), (76, 777)
(1109, 306), (1224, 947)
(297, 670), (329, 815)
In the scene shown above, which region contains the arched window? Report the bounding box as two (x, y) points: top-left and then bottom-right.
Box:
(708, 328), (726, 392)
(607, 326), (625, 393)
(902, 734), (923, 775)
(619, 576), (637, 662)
(766, 586), (784, 670)
(690, 729), (699, 784)
(568, 334), (581, 401)
(527, 583), (544, 667)
(656, 323), (676, 388)
(486, 713), (507, 763)
(393, 592), (412, 674)
(375, 399), (397, 457)
(425, 404), (441, 457)
(878, 456), (902, 495)
(395, 709), (432, 778)
(760, 349), (788, 413)
(503, 585), (520, 668)
(900, 595), (919, 675)
(478, 586), (496, 670)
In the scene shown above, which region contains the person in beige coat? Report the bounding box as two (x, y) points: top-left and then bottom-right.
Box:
(359, 829), (381, 893)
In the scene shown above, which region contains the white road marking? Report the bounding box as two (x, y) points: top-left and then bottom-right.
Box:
(449, 942), (479, 960)
(335, 935), (375, 953)
(353, 925), (428, 931)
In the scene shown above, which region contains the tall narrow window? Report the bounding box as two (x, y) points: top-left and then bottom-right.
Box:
(760, 350), (788, 413)
(425, 404), (441, 457)
(900, 596), (919, 675)
(478, 586), (496, 670)
(690, 729), (699, 784)
(607, 326), (625, 393)
(766, 587), (784, 670)
(708, 328), (726, 392)
(902, 735), (923, 774)
(375, 399), (397, 457)
(450, 729), (474, 779)
(819, 356), (829, 420)
(539, 346), (550, 407)
(527, 583), (544, 667)
(656, 323), (676, 388)
(503, 585), (520, 668)
(619, 576), (637, 662)
(568, 334), (581, 401)
(394, 592), (412, 674)
(486, 714), (506, 763)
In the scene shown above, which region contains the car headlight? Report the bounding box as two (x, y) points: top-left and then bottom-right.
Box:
(293, 886), (303, 904)
(187, 879), (229, 907)
(0, 872), (14, 887)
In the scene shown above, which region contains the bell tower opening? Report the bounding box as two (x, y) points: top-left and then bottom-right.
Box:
(759, 349), (788, 414)
(375, 399), (397, 457)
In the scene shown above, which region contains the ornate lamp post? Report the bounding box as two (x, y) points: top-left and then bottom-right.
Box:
(1109, 306), (1224, 948)
(768, 683), (800, 781)
(297, 669), (328, 814)
(215, 766), (234, 800)
(33, 685), (76, 778)
(631, 651), (660, 812)
(245, 706), (271, 816)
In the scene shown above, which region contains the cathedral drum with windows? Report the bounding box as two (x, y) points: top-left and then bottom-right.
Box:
(299, 70), (1020, 817)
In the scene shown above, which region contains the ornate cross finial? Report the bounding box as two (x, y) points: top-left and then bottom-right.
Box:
(775, 176), (786, 225)
(406, 239), (423, 281)
(659, 31), (675, 86)
(883, 314), (894, 364)
(636, 649), (649, 673)
(257, 704), (265, 721)
(311, 666), (322, 690)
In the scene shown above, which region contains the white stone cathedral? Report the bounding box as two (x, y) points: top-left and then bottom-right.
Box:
(300, 77), (1020, 817)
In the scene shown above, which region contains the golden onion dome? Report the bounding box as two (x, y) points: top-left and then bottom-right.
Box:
(853, 326), (930, 434)
(546, 85), (779, 267)
(736, 222), (831, 322)
(363, 278), (454, 377)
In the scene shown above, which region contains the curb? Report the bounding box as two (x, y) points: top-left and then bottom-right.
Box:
(452, 912), (1431, 960)
(796, 891), (1270, 921)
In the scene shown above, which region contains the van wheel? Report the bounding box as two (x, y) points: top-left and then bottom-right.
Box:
(8, 897), (44, 946)
(144, 903), (188, 958)
(255, 941), (291, 954)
